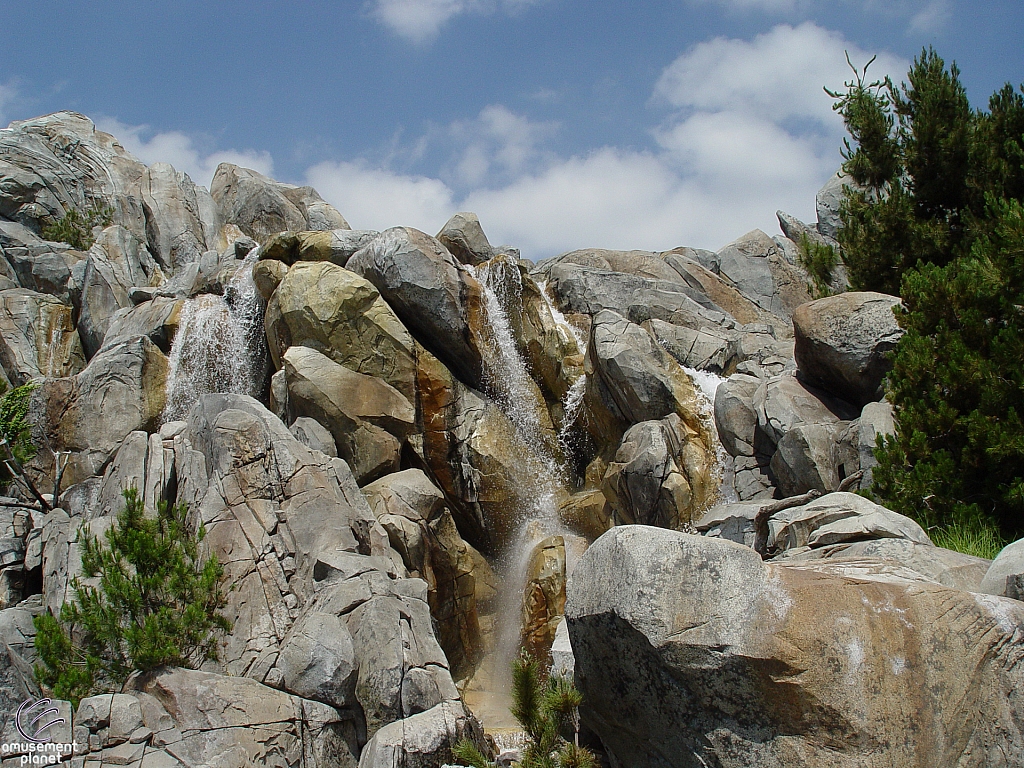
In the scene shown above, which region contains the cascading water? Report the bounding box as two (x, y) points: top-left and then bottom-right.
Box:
(681, 365), (737, 506)
(536, 280), (588, 450)
(162, 249), (268, 422)
(464, 259), (580, 736)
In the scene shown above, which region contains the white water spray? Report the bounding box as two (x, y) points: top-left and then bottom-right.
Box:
(162, 249), (268, 422)
(682, 365), (737, 505)
(536, 280), (588, 448)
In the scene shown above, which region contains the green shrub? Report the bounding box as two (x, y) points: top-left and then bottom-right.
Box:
(33, 488), (231, 705)
(453, 651), (596, 768)
(797, 233), (840, 298)
(929, 517), (1007, 560)
(0, 381), (38, 489)
(40, 204), (114, 250)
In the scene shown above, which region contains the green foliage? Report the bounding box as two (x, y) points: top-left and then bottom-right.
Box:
(40, 204), (114, 250)
(871, 197), (1024, 536)
(929, 517), (1007, 560)
(828, 48), (999, 294)
(33, 488), (231, 705)
(0, 381), (38, 487)
(797, 233), (840, 298)
(454, 652), (595, 768)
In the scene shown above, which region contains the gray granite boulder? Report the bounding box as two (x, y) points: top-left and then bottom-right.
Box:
(566, 525), (1024, 768)
(0, 288), (85, 384)
(793, 292), (903, 407)
(348, 227), (489, 388)
(283, 346), (415, 485)
(980, 538), (1024, 600)
(436, 212), (496, 266)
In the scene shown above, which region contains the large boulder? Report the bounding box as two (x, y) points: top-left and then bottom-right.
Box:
(347, 227), (490, 388)
(77, 225), (165, 357)
(567, 526), (1024, 768)
(265, 260), (416, 401)
(31, 334), (168, 487)
(436, 212), (496, 266)
(0, 288), (84, 384)
(781, 537), (991, 593)
(755, 373), (858, 447)
(980, 538), (1024, 600)
(602, 415), (715, 530)
(584, 310), (707, 444)
(714, 373), (761, 457)
(282, 346), (416, 485)
(769, 421), (859, 497)
(793, 292), (903, 407)
(211, 163), (348, 244)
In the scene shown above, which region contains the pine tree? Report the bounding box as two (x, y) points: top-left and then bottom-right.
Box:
(34, 488), (231, 705)
(831, 49), (1024, 546)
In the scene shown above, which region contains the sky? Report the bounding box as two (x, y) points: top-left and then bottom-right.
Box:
(1, 0), (1022, 259)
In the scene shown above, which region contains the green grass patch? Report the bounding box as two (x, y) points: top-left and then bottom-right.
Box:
(929, 517), (1007, 560)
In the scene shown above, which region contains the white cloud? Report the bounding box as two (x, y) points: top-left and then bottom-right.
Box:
(302, 23), (909, 257)
(653, 22), (904, 126)
(448, 104), (558, 186)
(694, 0), (953, 34)
(305, 160), (456, 233)
(908, 0), (952, 34)
(369, 0), (542, 43)
(95, 118), (274, 188)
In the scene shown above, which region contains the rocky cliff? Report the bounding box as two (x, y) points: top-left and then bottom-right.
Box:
(0, 111), (1021, 768)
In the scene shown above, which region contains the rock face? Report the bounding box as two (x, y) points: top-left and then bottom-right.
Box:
(0, 288), (84, 383)
(567, 526), (1024, 768)
(361, 469), (485, 678)
(282, 345), (416, 485)
(211, 163), (349, 244)
(793, 292), (903, 407)
(347, 227), (490, 388)
(32, 334), (168, 486)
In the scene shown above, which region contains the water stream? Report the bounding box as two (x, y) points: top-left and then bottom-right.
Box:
(162, 249), (268, 422)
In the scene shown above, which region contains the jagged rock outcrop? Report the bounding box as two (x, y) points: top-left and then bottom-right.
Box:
(348, 227), (490, 389)
(211, 163), (349, 244)
(793, 292), (903, 407)
(567, 526), (1024, 768)
(265, 260), (417, 401)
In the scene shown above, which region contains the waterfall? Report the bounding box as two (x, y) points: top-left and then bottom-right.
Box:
(682, 365), (737, 505)
(162, 249), (268, 422)
(535, 280), (587, 450)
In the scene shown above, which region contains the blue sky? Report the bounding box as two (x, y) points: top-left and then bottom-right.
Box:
(1, 0), (1022, 258)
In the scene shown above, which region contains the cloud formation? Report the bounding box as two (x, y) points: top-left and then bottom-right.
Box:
(96, 118), (274, 187)
(87, 23), (909, 259)
(368, 0), (541, 43)
(303, 23), (906, 256)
